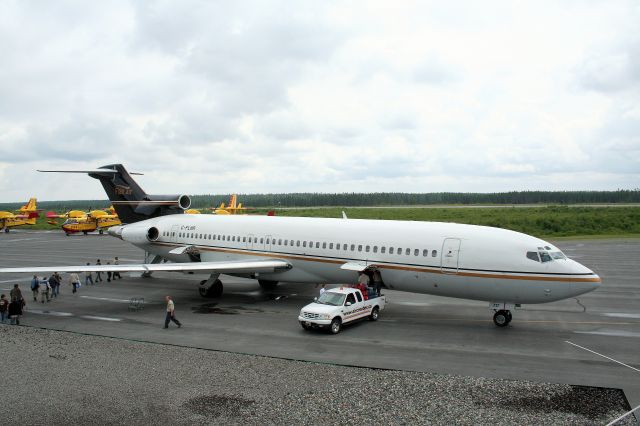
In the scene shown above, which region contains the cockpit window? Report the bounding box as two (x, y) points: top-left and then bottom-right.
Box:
(550, 251), (566, 260)
(526, 251), (540, 262)
(539, 251), (552, 263)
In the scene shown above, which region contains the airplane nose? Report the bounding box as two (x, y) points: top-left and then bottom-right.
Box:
(107, 225), (124, 239)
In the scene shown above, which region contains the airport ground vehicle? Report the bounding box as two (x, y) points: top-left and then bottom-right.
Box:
(298, 288), (386, 334)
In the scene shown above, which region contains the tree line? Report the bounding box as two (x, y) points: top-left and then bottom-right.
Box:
(1, 190), (638, 212)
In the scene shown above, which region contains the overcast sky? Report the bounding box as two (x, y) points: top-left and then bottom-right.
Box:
(1, 1), (638, 202)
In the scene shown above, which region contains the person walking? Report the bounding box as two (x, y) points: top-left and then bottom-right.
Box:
(0, 294), (8, 324)
(163, 296), (182, 329)
(112, 257), (121, 280)
(40, 277), (51, 303)
(95, 259), (103, 282)
(9, 284), (24, 325)
(69, 272), (80, 294)
(49, 273), (60, 298)
(30, 275), (39, 302)
(106, 262), (112, 282)
(319, 284), (326, 296)
(85, 264), (94, 286)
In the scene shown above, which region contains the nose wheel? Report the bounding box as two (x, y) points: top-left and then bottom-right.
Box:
(493, 310), (512, 327)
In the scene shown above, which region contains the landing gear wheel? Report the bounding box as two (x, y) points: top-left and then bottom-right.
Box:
(369, 307), (380, 321)
(329, 318), (342, 334)
(198, 279), (223, 298)
(493, 310), (510, 327)
(258, 280), (278, 290)
(83, 231), (88, 235)
(99, 229), (104, 235)
(208, 279), (223, 298)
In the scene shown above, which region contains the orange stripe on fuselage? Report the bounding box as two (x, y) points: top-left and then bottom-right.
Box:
(150, 242), (600, 283)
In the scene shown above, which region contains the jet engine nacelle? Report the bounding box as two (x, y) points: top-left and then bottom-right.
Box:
(133, 194), (191, 217)
(121, 225), (160, 244)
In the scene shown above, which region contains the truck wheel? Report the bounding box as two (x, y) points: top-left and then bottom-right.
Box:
(329, 318), (341, 334)
(369, 307), (380, 321)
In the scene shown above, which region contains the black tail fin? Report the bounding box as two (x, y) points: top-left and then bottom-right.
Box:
(38, 164), (190, 224)
(88, 164), (191, 224)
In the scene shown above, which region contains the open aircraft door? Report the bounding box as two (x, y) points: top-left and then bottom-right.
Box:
(441, 238), (461, 274)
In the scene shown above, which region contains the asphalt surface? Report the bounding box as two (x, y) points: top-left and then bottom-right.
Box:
(1, 230), (639, 423)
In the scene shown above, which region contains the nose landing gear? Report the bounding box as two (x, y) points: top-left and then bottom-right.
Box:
(493, 310), (512, 327)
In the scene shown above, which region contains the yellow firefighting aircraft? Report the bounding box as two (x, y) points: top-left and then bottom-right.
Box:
(0, 198), (39, 233)
(213, 194), (251, 215)
(47, 206), (121, 235)
(184, 194), (252, 215)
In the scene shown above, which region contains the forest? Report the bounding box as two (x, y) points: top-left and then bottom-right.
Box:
(1, 190), (638, 211)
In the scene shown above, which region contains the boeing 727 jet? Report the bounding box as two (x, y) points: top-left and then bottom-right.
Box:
(0, 165), (601, 326)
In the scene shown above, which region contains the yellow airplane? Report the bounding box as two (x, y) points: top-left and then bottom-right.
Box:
(213, 194), (251, 215)
(0, 198), (39, 233)
(184, 194), (252, 215)
(47, 206), (121, 236)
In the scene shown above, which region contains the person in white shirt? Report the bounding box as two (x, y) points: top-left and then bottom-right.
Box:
(319, 284), (326, 296)
(164, 296), (182, 329)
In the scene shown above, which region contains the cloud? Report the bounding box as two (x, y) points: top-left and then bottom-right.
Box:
(0, 1), (639, 201)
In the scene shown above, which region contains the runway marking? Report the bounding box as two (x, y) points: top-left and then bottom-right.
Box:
(606, 403), (640, 426)
(395, 302), (433, 306)
(80, 315), (122, 322)
(27, 309), (74, 317)
(565, 341), (640, 373)
(1, 238), (41, 243)
(575, 329), (640, 338)
(0, 279), (24, 284)
(25, 309), (123, 322)
(80, 296), (131, 303)
(602, 313), (640, 319)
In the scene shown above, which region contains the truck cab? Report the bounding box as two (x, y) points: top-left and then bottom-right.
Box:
(298, 287), (386, 334)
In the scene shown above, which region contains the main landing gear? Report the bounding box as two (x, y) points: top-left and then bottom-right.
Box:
(258, 279), (278, 291)
(199, 273), (223, 298)
(493, 310), (513, 327)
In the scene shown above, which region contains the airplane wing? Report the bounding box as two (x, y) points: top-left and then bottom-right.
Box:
(0, 259), (291, 275)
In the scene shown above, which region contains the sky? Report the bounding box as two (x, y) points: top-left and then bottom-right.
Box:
(0, 0), (638, 202)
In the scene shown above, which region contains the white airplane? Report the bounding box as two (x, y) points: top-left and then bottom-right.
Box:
(0, 165), (601, 327)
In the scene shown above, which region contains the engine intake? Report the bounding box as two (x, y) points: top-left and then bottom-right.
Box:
(147, 226), (159, 242)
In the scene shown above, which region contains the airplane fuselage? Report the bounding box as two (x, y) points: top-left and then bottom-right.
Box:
(117, 214), (600, 305)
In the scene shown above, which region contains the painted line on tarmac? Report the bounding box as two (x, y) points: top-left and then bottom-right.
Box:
(575, 329), (640, 338)
(80, 315), (122, 322)
(26, 309), (123, 322)
(27, 309), (74, 317)
(602, 313), (640, 319)
(0, 279), (26, 284)
(80, 295), (132, 303)
(1, 238), (42, 243)
(566, 340), (640, 373)
(395, 301), (433, 306)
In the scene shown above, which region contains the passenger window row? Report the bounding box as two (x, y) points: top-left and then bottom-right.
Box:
(161, 231), (439, 258)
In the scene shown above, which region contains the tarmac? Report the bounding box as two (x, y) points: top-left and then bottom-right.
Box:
(1, 230), (639, 422)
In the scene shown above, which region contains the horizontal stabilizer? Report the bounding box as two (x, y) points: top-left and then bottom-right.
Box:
(38, 169), (143, 175)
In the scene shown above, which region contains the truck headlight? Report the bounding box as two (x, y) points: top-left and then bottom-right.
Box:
(322, 314), (331, 320)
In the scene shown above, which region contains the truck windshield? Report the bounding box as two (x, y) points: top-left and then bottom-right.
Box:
(317, 292), (346, 306)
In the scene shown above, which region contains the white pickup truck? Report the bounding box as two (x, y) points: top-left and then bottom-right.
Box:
(298, 287), (386, 334)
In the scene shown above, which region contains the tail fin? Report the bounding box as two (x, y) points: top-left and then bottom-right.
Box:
(38, 164), (191, 224)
